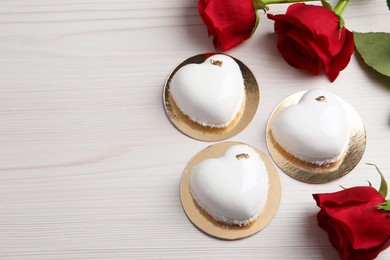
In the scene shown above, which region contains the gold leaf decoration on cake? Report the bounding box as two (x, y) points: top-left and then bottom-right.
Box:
(210, 59), (223, 67)
(315, 96), (327, 102)
(236, 153), (250, 160)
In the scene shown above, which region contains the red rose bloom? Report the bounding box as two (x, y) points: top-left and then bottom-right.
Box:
(198, 0), (257, 51)
(313, 187), (390, 260)
(267, 3), (354, 82)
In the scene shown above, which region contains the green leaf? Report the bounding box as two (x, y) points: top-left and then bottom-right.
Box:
(378, 200), (390, 217)
(321, 0), (333, 11)
(354, 32), (390, 77)
(388, 0), (390, 11)
(367, 163), (388, 198)
(368, 180), (373, 187)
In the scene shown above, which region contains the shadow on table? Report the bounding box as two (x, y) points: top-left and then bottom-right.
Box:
(303, 213), (340, 259)
(355, 52), (390, 91)
(182, 7), (215, 52)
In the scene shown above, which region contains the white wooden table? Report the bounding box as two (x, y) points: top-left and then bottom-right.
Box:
(0, 1), (389, 259)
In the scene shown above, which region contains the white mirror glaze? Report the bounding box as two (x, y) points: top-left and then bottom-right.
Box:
(271, 89), (349, 165)
(190, 145), (269, 226)
(170, 54), (244, 128)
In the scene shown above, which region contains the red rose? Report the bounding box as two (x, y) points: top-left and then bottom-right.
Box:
(313, 187), (390, 260)
(198, 0), (257, 51)
(267, 3), (354, 82)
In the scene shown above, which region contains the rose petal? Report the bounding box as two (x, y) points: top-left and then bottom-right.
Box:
(313, 187), (390, 259)
(276, 35), (316, 74)
(267, 13), (304, 35)
(348, 238), (390, 260)
(198, 0), (216, 36)
(267, 3), (353, 81)
(282, 3), (344, 56)
(285, 27), (322, 74)
(325, 29), (355, 82)
(199, 0), (256, 50)
(314, 187), (384, 207)
(317, 211), (345, 253)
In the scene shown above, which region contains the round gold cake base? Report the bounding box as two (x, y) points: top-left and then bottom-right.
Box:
(266, 91), (366, 184)
(180, 141), (281, 240)
(163, 53), (259, 142)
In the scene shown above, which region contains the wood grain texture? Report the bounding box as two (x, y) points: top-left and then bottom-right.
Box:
(0, 0), (389, 259)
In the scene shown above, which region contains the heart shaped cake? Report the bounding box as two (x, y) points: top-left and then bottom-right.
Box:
(170, 54), (245, 128)
(189, 145), (269, 226)
(271, 89), (349, 165)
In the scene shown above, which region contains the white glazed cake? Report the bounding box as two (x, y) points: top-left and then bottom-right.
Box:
(271, 89), (349, 166)
(189, 145), (269, 226)
(170, 54), (245, 128)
